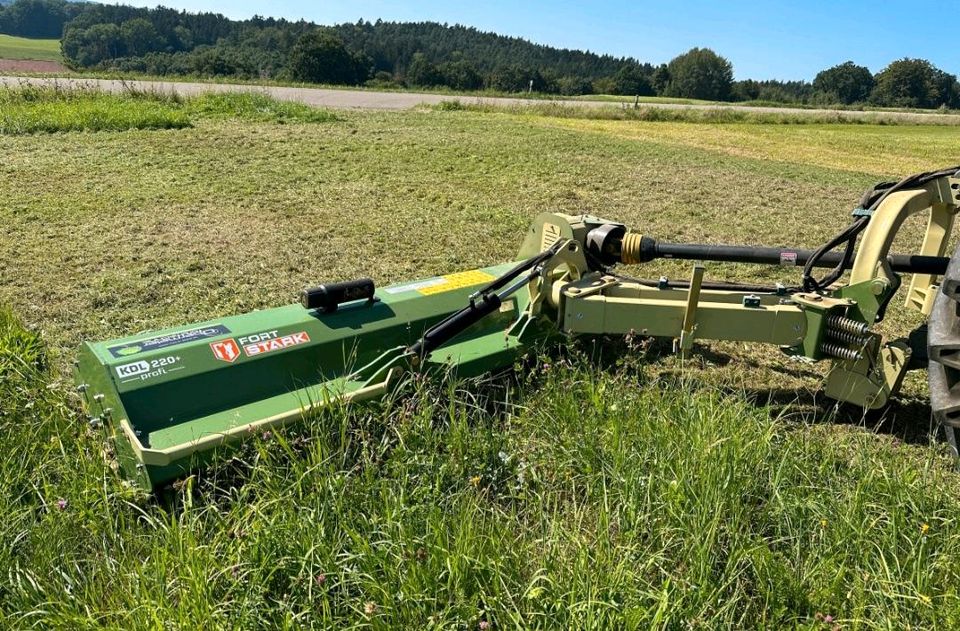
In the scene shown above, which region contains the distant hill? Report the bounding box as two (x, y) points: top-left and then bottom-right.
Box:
(329, 21), (646, 81)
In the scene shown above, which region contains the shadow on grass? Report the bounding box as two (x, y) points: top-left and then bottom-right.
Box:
(583, 334), (941, 448)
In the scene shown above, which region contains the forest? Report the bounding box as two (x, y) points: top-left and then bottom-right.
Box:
(0, 0), (959, 107)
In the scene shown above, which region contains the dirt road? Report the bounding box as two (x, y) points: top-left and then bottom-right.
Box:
(2, 75), (958, 123)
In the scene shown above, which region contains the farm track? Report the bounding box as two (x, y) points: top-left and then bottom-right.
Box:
(3, 74), (960, 122)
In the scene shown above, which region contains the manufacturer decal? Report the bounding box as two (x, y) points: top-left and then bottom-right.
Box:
(108, 325), (231, 358)
(115, 356), (184, 383)
(239, 330), (311, 357)
(210, 339), (241, 363)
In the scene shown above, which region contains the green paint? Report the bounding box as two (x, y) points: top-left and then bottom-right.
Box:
(75, 262), (539, 489)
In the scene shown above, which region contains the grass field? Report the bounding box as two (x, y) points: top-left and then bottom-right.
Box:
(3, 90), (960, 626)
(0, 34), (60, 61)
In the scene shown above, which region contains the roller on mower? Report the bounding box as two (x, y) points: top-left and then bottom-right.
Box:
(76, 166), (960, 490)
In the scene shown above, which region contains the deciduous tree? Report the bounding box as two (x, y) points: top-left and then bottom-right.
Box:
(813, 61), (874, 104)
(664, 48), (733, 101)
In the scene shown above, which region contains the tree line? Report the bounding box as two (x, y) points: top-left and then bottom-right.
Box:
(1, 0), (959, 108)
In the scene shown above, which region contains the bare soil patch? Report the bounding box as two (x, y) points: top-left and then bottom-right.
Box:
(0, 59), (66, 73)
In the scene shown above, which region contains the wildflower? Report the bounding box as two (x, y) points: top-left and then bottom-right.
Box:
(920, 594), (932, 605)
(823, 614), (834, 623)
(315, 573), (326, 586)
(56, 498), (68, 511)
(364, 601), (377, 615)
(921, 523), (930, 535)
(479, 621), (491, 630)
(261, 431), (271, 440)
(820, 519), (828, 529)
(469, 475), (482, 487)
(416, 547), (427, 562)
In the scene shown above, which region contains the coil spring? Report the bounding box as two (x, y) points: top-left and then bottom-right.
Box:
(820, 342), (863, 361)
(826, 328), (871, 347)
(620, 233), (645, 265)
(826, 315), (869, 336)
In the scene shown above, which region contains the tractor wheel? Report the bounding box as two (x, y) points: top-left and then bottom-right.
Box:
(928, 242), (960, 456)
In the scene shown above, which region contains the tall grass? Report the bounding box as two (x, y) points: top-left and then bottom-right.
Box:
(186, 92), (339, 123)
(432, 99), (960, 126)
(0, 84), (338, 134)
(0, 84), (190, 134)
(1, 308), (959, 627)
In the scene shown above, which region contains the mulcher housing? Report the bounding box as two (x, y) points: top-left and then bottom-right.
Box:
(77, 167), (960, 490)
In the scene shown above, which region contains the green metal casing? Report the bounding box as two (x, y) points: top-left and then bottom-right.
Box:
(75, 263), (536, 490)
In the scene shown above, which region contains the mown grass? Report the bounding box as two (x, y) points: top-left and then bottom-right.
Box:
(2, 309), (960, 627)
(3, 97), (960, 625)
(0, 85), (337, 134)
(0, 34), (61, 62)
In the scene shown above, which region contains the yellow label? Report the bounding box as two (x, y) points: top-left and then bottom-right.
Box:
(418, 269), (496, 295)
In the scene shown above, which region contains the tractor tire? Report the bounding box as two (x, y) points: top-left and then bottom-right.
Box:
(928, 242), (960, 456)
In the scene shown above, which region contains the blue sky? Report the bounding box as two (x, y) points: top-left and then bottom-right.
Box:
(114, 1), (959, 81)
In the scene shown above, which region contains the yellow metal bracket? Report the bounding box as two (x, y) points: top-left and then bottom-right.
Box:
(850, 179), (960, 316)
(675, 264), (705, 357)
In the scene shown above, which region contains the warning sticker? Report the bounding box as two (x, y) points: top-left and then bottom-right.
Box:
(417, 270), (496, 295)
(779, 252), (798, 266)
(383, 277), (448, 295)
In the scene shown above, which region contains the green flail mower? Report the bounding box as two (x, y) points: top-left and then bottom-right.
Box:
(76, 167), (960, 490)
